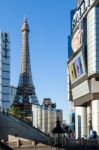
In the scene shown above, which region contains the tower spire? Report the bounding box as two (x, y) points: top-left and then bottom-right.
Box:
(22, 16), (29, 32)
(14, 18), (39, 112)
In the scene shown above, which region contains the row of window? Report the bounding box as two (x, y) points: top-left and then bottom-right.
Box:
(0, 73), (10, 79)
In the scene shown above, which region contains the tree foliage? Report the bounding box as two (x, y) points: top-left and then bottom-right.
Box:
(9, 106), (32, 125)
(9, 106), (25, 119)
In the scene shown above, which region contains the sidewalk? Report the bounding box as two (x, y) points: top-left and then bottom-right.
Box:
(14, 145), (64, 150)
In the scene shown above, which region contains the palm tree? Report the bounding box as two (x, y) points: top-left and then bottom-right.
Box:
(9, 106), (32, 125)
(9, 106), (19, 117)
(9, 106), (25, 119)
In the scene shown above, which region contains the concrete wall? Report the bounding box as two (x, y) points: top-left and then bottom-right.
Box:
(87, 7), (99, 76)
(72, 80), (90, 100)
(91, 78), (99, 93)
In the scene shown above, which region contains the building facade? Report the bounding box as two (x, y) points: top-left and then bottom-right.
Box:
(68, 0), (99, 138)
(32, 98), (63, 134)
(0, 32), (10, 111)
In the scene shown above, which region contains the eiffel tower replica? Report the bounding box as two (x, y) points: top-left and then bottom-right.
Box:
(14, 17), (39, 113)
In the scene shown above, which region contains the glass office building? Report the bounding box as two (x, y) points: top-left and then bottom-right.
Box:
(0, 32), (10, 111)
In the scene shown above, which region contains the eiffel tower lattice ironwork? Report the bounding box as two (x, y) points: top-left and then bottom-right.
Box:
(14, 17), (39, 111)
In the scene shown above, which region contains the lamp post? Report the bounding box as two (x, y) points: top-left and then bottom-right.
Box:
(52, 117), (66, 149)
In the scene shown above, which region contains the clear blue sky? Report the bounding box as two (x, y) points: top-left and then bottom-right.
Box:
(0, 0), (76, 122)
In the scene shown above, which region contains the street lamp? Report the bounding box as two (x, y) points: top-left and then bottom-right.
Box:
(52, 117), (66, 149)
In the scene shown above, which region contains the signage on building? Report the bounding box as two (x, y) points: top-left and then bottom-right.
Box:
(68, 51), (86, 84)
(73, 0), (95, 30)
(77, 0), (83, 7)
(72, 25), (83, 53)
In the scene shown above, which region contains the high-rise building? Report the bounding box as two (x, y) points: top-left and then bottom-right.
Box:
(67, 10), (75, 130)
(0, 32), (10, 111)
(67, 10), (75, 102)
(14, 18), (39, 112)
(68, 0), (99, 138)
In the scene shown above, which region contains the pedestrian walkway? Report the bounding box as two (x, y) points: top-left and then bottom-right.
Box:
(0, 112), (49, 144)
(14, 145), (64, 150)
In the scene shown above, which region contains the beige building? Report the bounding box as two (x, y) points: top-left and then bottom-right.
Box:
(32, 98), (63, 134)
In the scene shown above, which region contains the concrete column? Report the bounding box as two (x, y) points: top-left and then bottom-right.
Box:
(92, 100), (99, 135)
(37, 107), (42, 130)
(32, 105), (38, 128)
(87, 105), (92, 137)
(75, 107), (87, 139)
(42, 109), (48, 133)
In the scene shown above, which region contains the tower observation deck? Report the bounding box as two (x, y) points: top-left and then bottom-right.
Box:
(14, 17), (39, 112)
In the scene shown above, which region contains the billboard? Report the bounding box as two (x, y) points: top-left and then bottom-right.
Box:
(68, 51), (86, 84)
(72, 26), (83, 53)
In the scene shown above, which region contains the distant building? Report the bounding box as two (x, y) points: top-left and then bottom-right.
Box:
(70, 112), (75, 131)
(32, 98), (63, 134)
(0, 32), (10, 111)
(42, 98), (56, 109)
(10, 86), (17, 106)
